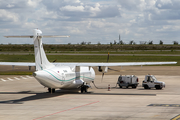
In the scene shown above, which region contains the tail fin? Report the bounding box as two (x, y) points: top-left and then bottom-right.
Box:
(4, 29), (69, 71)
(33, 29), (54, 71)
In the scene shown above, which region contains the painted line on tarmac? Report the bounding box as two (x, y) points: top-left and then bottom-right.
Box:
(33, 101), (100, 120)
(20, 76), (27, 79)
(171, 114), (180, 120)
(26, 75), (33, 78)
(14, 77), (20, 80)
(7, 78), (13, 81)
(0, 76), (32, 82)
(148, 104), (180, 107)
(1, 79), (6, 82)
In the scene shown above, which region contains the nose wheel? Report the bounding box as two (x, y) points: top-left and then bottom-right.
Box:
(48, 88), (55, 93)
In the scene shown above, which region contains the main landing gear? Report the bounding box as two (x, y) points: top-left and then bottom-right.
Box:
(81, 85), (88, 93)
(81, 82), (90, 93)
(48, 88), (55, 93)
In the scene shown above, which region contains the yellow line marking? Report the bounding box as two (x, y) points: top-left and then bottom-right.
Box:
(171, 114), (180, 120)
(149, 104), (180, 107)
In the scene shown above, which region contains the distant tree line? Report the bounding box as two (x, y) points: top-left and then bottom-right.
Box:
(75, 40), (179, 45)
(1, 42), (180, 52)
(109, 40), (178, 45)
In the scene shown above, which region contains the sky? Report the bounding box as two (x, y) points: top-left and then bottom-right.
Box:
(0, 0), (180, 44)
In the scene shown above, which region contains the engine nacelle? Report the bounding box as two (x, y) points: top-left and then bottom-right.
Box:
(73, 79), (84, 85)
(98, 66), (108, 73)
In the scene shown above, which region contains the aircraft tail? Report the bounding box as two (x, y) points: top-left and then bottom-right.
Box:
(33, 29), (54, 71)
(4, 29), (69, 71)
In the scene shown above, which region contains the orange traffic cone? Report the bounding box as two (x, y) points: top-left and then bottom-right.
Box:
(108, 84), (110, 91)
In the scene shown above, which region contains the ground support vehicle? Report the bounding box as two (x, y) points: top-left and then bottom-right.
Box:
(142, 75), (165, 89)
(117, 75), (139, 88)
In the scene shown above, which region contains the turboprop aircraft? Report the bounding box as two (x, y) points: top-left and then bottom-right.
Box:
(1, 29), (177, 93)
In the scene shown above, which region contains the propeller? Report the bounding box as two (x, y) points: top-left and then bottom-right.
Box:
(101, 52), (109, 82)
(101, 73), (104, 82)
(108, 67), (120, 72)
(107, 52), (109, 62)
(101, 52), (120, 82)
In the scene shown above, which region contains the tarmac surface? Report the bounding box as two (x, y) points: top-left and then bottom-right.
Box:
(0, 66), (180, 120)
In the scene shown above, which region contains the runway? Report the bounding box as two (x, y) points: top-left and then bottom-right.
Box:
(0, 70), (180, 120)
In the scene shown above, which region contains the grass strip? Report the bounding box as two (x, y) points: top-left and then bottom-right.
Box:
(0, 71), (33, 75)
(0, 54), (179, 65)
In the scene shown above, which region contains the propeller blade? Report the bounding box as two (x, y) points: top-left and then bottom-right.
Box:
(101, 73), (105, 82)
(107, 52), (109, 62)
(53, 59), (57, 63)
(108, 68), (120, 72)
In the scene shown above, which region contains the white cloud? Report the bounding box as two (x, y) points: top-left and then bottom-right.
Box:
(1, 0), (180, 44)
(60, 5), (84, 12)
(28, 0), (38, 7)
(64, 0), (80, 3)
(90, 3), (101, 12)
(0, 9), (19, 22)
(6, 4), (14, 8)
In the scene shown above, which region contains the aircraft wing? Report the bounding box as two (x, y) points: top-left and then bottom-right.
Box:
(0, 62), (177, 67)
(54, 62), (177, 66)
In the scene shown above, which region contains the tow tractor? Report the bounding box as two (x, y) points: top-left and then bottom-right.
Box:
(142, 74), (165, 89)
(117, 75), (139, 88)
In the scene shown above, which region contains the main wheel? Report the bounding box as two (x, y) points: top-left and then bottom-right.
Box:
(52, 88), (55, 93)
(132, 85), (137, 88)
(155, 85), (162, 90)
(48, 88), (55, 93)
(48, 88), (51, 93)
(144, 85), (149, 89)
(81, 87), (84, 93)
(84, 87), (87, 92)
(81, 86), (88, 93)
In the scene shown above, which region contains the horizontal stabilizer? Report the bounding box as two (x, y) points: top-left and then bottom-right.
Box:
(4, 36), (33, 38)
(4, 35), (70, 38)
(42, 35), (70, 38)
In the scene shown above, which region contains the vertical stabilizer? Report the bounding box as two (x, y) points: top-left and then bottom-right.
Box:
(4, 29), (69, 71)
(33, 29), (54, 71)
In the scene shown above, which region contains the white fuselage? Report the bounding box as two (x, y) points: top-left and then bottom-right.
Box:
(33, 66), (95, 89)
